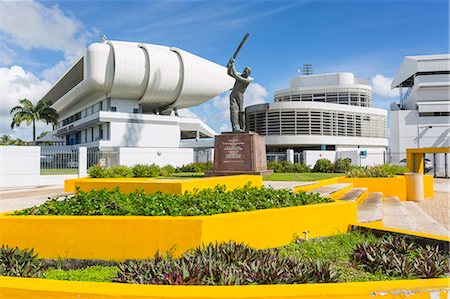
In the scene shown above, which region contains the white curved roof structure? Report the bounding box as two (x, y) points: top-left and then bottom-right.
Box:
(42, 40), (234, 114)
(391, 54), (450, 88)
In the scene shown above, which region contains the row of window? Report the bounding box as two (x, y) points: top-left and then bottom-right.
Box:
(246, 109), (386, 138)
(419, 112), (450, 117)
(274, 90), (372, 107)
(58, 100), (140, 128)
(64, 123), (110, 145)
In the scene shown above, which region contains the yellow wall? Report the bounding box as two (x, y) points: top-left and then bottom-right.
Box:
(337, 176), (434, 201)
(0, 201), (356, 260)
(201, 201), (357, 248)
(0, 276), (448, 299)
(65, 175), (263, 194)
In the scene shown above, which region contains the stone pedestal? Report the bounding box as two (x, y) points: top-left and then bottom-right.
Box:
(206, 132), (273, 176)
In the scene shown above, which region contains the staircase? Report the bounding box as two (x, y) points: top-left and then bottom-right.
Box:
(383, 197), (449, 237)
(265, 179), (448, 237)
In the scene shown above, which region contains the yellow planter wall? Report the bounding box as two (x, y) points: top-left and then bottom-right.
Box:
(337, 175), (434, 201)
(64, 175), (263, 194)
(0, 201), (356, 260)
(0, 276), (448, 299)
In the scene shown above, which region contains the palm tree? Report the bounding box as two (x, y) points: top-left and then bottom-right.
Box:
(10, 99), (59, 145)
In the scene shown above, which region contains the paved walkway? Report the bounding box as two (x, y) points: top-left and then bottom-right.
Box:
(0, 185), (69, 213)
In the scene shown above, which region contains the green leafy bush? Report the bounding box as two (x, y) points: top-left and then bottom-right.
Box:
(88, 163), (177, 178)
(114, 241), (339, 285)
(345, 164), (409, 178)
(131, 164), (161, 178)
(106, 165), (134, 178)
(0, 245), (44, 278)
(313, 159), (334, 173)
(267, 161), (310, 173)
(333, 158), (352, 173)
(87, 164), (107, 178)
(176, 162), (213, 173)
(352, 235), (449, 278)
(160, 165), (176, 176)
(14, 185), (333, 216)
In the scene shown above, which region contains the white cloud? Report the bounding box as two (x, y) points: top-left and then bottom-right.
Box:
(177, 108), (199, 118)
(219, 123), (230, 132)
(371, 74), (398, 98)
(0, 44), (16, 65)
(0, 0), (99, 83)
(0, 65), (52, 140)
(0, 0), (95, 58)
(244, 83), (270, 107)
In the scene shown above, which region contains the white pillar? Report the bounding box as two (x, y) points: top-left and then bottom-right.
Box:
(286, 149), (294, 164)
(78, 147), (87, 177)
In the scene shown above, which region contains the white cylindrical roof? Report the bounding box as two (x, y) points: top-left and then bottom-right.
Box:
(49, 41), (234, 113)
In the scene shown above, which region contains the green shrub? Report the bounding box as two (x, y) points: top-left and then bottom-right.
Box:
(313, 159), (334, 173)
(0, 245), (44, 278)
(333, 158), (352, 173)
(14, 185), (333, 216)
(87, 164), (107, 178)
(352, 235), (449, 278)
(131, 164), (161, 178)
(114, 241), (339, 285)
(345, 164), (409, 178)
(177, 162), (213, 173)
(160, 165), (176, 176)
(105, 165), (134, 178)
(267, 161), (310, 173)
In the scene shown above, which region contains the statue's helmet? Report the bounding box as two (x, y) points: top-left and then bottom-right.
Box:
(243, 67), (251, 77)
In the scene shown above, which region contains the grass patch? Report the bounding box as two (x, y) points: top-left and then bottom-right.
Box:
(278, 231), (399, 283)
(264, 172), (343, 181)
(45, 266), (118, 282)
(40, 168), (78, 175)
(7, 232), (448, 284)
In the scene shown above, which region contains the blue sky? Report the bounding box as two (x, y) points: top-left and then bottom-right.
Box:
(1, 0), (449, 139)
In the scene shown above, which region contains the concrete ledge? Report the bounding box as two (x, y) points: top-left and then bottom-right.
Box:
(337, 175), (434, 201)
(0, 276), (448, 299)
(64, 175), (263, 194)
(0, 201), (356, 260)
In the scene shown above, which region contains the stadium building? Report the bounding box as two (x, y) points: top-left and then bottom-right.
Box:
(245, 72), (388, 164)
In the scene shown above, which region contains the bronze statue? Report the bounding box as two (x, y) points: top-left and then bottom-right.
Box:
(227, 33), (252, 132)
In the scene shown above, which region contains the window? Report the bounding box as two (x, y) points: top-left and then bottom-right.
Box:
(111, 106), (117, 112)
(419, 112), (450, 117)
(133, 108), (139, 114)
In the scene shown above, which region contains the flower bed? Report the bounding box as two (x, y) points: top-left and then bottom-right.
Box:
(2, 232), (449, 284)
(0, 186), (355, 260)
(14, 185), (333, 216)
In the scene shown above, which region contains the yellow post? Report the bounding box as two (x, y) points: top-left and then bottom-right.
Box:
(406, 151), (414, 172)
(413, 153), (425, 174)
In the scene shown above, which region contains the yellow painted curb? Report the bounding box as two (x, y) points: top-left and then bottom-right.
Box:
(0, 276), (448, 299)
(65, 175), (263, 194)
(0, 201), (356, 260)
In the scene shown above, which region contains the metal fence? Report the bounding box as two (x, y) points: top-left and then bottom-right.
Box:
(40, 149), (119, 175)
(266, 153), (287, 163)
(87, 151), (119, 168)
(40, 150), (79, 175)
